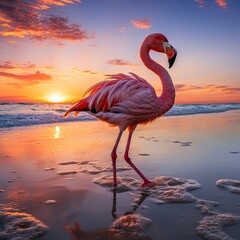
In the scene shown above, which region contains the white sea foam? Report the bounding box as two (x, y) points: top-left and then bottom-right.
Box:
(93, 175), (201, 203)
(0, 203), (48, 239)
(79, 164), (131, 175)
(93, 175), (240, 239)
(111, 213), (152, 240)
(216, 179), (240, 194)
(196, 200), (240, 240)
(93, 175), (138, 192)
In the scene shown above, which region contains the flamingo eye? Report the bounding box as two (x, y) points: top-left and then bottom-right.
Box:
(165, 42), (171, 48)
(162, 41), (171, 53)
(162, 41), (171, 48)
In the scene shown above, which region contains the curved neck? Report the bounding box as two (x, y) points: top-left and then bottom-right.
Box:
(140, 41), (175, 113)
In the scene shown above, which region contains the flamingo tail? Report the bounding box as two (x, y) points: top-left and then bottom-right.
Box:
(63, 98), (89, 118)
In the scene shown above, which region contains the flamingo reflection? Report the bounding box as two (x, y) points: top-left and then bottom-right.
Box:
(65, 189), (151, 240)
(111, 187), (149, 218)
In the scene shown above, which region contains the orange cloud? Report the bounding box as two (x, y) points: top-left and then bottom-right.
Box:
(0, 0), (89, 41)
(72, 68), (99, 75)
(0, 70), (52, 84)
(0, 12), (11, 22)
(106, 59), (139, 66)
(215, 0), (227, 9)
(31, 0), (81, 10)
(9, 0), (81, 10)
(131, 19), (151, 30)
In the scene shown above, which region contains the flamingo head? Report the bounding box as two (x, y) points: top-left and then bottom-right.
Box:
(147, 33), (177, 68)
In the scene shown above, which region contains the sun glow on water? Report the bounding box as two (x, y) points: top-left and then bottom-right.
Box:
(53, 126), (62, 139)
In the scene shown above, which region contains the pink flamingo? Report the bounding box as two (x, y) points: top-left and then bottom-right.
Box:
(64, 33), (177, 187)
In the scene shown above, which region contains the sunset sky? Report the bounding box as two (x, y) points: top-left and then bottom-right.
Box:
(0, 0), (239, 104)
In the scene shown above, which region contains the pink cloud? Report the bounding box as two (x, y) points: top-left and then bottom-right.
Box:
(119, 26), (127, 33)
(0, 0), (90, 42)
(53, 41), (65, 46)
(0, 61), (37, 70)
(0, 61), (17, 70)
(194, 0), (228, 9)
(106, 59), (139, 66)
(221, 87), (240, 92)
(131, 19), (151, 30)
(80, 70), (98, 75)
(195, 0), (205, 8)
(0, 61), (53, 71)
(175, 83), (240, 94)
(175, 84), (205, 91)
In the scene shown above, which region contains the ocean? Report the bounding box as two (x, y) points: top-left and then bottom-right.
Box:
(0, 102), (240, 128)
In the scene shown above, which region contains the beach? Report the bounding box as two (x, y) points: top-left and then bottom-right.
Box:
(0, 110), (240, 240)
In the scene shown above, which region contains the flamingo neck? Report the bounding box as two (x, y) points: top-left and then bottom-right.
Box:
(140, 41), (175, 114)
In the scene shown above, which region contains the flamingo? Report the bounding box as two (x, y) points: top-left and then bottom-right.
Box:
(64, 33), (177, 187)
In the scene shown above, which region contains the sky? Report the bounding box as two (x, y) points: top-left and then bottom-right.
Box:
(0, 0), (240, 104)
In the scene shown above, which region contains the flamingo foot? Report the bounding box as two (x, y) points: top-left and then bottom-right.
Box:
(141, 180), (156, 188)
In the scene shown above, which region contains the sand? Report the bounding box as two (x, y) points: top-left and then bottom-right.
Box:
(0, 110), (239, 240)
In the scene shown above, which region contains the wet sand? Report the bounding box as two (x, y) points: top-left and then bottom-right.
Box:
(0, 110), (240, 240)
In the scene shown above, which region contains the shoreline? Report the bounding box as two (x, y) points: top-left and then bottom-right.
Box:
(0, 108), (239, 131)
(1, 103), (240, 129)
(0, 110), (239, 239)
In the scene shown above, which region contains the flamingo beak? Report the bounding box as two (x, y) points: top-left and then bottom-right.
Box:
(168, 45), (177, 69)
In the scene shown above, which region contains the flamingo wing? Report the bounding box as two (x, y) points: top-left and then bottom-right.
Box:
(64, 73), (158, 120)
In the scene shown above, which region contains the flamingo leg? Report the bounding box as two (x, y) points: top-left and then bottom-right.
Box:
(124, 129), (152, 186)
(111, 130), (123, 187)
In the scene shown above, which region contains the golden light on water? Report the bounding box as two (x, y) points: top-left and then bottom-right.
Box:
(53, 126), (62, 139)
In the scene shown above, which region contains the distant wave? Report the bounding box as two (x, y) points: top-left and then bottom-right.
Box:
(0, 103), (239, 128)
(166, 104), (240, 116)
(0, 113), (94, 128)
(0, 102), (34, 106)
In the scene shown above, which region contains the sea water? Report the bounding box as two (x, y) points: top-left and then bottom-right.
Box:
(0, 102), (240, 128)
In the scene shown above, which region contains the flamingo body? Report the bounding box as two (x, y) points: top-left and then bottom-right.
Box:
(64, 73), (162, 130)
(64, 33), (177, 187)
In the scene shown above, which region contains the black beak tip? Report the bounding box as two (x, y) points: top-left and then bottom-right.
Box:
(168, 51), (177, 69)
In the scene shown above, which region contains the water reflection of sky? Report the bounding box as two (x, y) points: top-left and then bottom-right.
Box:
(0, 112), (239, 239)
(53, 125), (63, 139)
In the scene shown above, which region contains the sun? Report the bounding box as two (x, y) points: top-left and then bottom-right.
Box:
(46, 94), (66, 103)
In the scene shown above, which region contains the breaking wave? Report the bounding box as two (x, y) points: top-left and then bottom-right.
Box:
(0, 103), (239, 128)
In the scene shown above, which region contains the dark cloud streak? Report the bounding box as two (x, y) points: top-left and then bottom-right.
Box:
(106, 59), (138, 66)
(0, 61), (37, 70)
